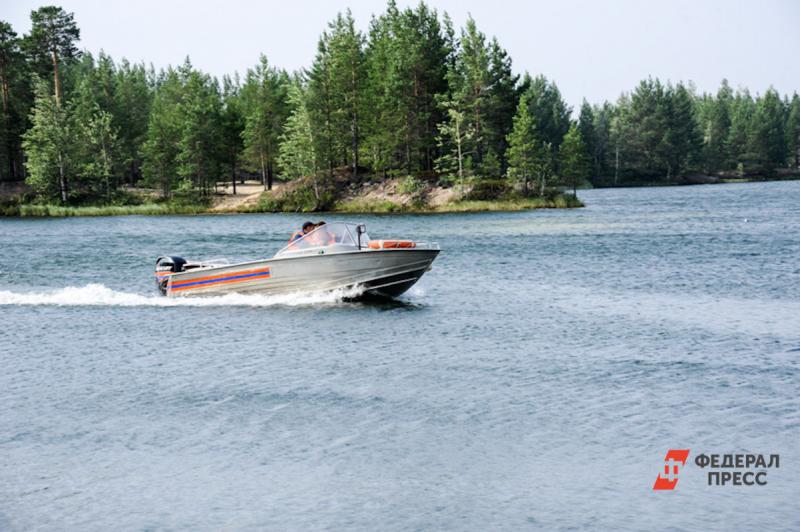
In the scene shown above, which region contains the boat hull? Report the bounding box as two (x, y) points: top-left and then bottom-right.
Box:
(162, 248), (439, 299)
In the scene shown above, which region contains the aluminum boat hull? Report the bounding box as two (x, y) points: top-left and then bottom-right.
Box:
(162, 248), (439, 299)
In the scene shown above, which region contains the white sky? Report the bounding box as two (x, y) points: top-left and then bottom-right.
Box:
(3, 0), (799, 110)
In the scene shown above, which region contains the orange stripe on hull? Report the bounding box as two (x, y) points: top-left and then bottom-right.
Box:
(169, 267), (271, 292)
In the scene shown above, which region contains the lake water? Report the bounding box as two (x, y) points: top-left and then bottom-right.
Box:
(1, 181), (798, 530)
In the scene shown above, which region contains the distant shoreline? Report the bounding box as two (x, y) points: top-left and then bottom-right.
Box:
(3, 174), (799, 218)
(0, 194), (583, 218)
(587, 173), (800, 188)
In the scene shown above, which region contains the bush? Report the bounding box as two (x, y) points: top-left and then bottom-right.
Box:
(333, 198), (406, 213)
(0, 196), (21, 216)
(463, 178), (511, 200)
(256, 181), (334, 212)
(397, 175), (423, 195)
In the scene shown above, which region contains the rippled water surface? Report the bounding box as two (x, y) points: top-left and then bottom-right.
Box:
(1, 182), (799, 530)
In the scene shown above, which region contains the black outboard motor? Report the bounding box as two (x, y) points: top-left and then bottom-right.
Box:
(155, 256), (187, 295)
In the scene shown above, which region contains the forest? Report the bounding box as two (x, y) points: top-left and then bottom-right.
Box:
(1, 3), (799, 210)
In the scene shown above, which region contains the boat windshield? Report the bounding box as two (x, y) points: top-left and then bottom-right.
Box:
(276, 222), (370, 256)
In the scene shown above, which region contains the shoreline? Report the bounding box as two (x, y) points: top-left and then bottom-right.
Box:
(1, 194), (583, 218)
(3, 174), (798, 218)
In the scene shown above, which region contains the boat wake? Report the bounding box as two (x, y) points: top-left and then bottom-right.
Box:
(0, 283), (364, 308)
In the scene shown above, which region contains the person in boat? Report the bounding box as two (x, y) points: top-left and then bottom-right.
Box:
(288, 221), (315, 243)
(309, 221), (339, 245)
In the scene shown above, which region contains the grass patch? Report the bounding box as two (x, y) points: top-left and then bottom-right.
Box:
(437, 193), (583, 212)
(5, 186), (583, 216)
(16, 202), (210, 217)
(329, 192), (582, 214)
(332, 198), (408, 213)
(249, 181), (334, 213)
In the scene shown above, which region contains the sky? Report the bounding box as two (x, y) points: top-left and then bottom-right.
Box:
(3, 0), (799, 109)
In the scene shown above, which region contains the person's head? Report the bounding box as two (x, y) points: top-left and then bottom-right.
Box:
(302, 221), (314, 234)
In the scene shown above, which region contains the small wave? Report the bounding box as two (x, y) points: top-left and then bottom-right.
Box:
(0, 283), (363, 308)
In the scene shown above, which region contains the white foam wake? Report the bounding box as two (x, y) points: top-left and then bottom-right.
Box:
(0, 283), (363, 308)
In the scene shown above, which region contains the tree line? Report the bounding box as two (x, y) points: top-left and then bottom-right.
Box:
(1, 3), (798, 205)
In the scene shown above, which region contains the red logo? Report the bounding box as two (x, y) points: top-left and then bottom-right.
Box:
(653, 449), (690, 490)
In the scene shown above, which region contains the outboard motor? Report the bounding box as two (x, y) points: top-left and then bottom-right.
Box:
(155, 256), (187, 295)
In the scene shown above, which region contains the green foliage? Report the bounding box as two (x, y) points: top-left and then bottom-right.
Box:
(219, 74), (245, 188)
(558, 124), (592, 195)
(604, 79), (702, 183)
(0, 21), (29, 182)
(506, 95), (550, 195)
(787, 94), (800, 169)
(397, 175), (423, 195)
(520, 74), (571, 156)
(175, 62), (223, 192)
(112, 59), (152, 182)
(325, 10), (366, 178)
(333, 198), (406, 213)
(700, 79), (732, 171)
(444, 193), (582, 212)
(435, 103), (475, 184)
(240, 55), (289, 190)
(463, 178), (510, 200)
(77, 107), (119, 199)
(362, 1), (451, 175)
(257, 180), (334, 212)
(577, 101), (596, 176)
(748, 88), (787, 171)
(141, 68), (182, 195)
(277, 83), (316, 180)
(24, 6), (80, 104)
(16, 201), (209, 217)
(439, 17), (518, 176)
(22, 81), (74, 202)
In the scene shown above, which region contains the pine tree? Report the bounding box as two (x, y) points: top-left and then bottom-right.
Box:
(307, 36), (337, 179)
(142, 68), (182, 196)
(627, 78), (664, 177)
(787, 93), (800, 169)
(113, 59), (152, 184)
(0, 21), (27, 181)
(278, 83), (317, 181)
(442, 18), (518, 179)
(24, 6), (80, 107)
(592, 102), (613, 182)
(558, 124), (591, 196)
(521, 74), (571, 157)
(610, 94), (633, 184)
(22, 81), (74, 202)
(661, 82), (701, 179)
(435, 102), (475, 187)
(506, 95), (548, 195)
(483, 38), (519, 172)
(326, 10), (365, 178)
(175, 62), (223, 194)
(66, 74), (119, 198)
(726, 89), (755, 173)
(449, 16), (490, 165)
(701, 80), (732, 172)
(363, 1), (450, 176)
(220, 74), (244, 194)
(240, 55), (289, 190)
(748, 88), (787, 171)
(78, 107), (118, 200)
(577, 100), (596, 177)
(278, 82), (329, 206)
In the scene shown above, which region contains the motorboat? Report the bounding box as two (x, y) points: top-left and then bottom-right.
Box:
(154, 222), (440, 299)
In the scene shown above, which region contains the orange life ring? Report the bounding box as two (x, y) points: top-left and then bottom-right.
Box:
(368, 239), (416, 249)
